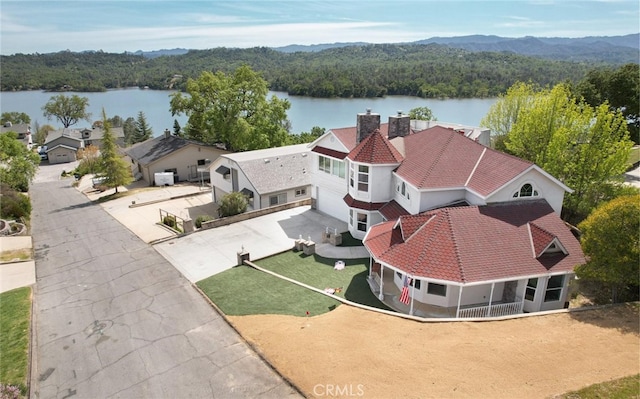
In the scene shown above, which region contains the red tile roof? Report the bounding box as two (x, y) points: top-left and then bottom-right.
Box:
(529, 222), (557, 258)
(379, 200), (411, 220)
(347, 129), (404, 164)
(331, 124), (390, 152)
(364, 200), (585, 283)
(312, 146), (349, 160)
(394, 126), (533, 195)
(343, 194), (387, 211)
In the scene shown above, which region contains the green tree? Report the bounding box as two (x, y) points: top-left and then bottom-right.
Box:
(576, 195), (640, 303)
(0, 132), (40, 192)
(96, 110), (132, 193)
(1, 112), (31, 125)
(172, 119), (183, 137)
(480, 82), (536, 151)
(132, 111), (152, 144)
(170, 65), (291, 151)
(484, 82), (633, 223)
(288, 126), (325, 144)
(218, 191), (248, 217)
(122, 117), (136, 146)
(34, 123), (54, 146)
(408, 106), (437, 121)
(576, 64), (640, 144)
(42, 94), (91, 128)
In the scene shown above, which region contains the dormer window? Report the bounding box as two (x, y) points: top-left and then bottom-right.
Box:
(513, 183), (539, 198)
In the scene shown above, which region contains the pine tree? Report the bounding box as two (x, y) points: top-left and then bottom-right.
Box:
(173, 119), (182, 137)
(98, 109), (133, 193)
(132, 111), (152, 144)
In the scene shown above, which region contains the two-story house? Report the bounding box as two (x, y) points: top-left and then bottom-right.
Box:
(309, 110), (585, 317)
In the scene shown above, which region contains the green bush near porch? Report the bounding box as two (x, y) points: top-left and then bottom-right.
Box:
(197, 251), (390, 317)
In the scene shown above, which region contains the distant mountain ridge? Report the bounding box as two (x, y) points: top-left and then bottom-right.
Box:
(133, 33), (639, 64)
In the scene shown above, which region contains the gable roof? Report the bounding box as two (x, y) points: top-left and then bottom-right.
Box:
(125, 135), (217, 165)
(364, 200), (585, 284)
(46, 127), (124, 142)
(330, 123), (390, 152)
(347, 129), (404, 164)
(395, 126), (534, 195)
(219, 144), (311, 195)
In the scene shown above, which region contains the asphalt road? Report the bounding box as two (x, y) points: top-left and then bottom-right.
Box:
(29, 164), (300, 398)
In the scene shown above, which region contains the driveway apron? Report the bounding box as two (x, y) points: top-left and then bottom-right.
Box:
(29, 175), (299, 398)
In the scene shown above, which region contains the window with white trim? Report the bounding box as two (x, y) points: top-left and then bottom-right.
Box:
(513, 183), (539, 198)
(269, 193), (287, 206)
(349, 209), (354, 226)
(525, 278), (537, 301)
(295, 188), (307, 197)
(356, 212), (367, 232)
(318, 155), (345, 178)
(544, 275), (564, 302)
(357, 165), (369, 192)
(427, 283), (446, 297)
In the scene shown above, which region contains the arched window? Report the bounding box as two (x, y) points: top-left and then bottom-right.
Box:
(513, 183), (539, 198)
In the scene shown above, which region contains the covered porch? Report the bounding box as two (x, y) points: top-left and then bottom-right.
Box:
(367, 262), (525, 319)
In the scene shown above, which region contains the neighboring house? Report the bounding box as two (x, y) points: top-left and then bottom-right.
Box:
(307, 110), (584, 317)
(124, 130), (228, 186)
(44, 135), (84, 164)
(45, 126), (125, 149)
(1, 122), (33, 149)
(209, 144), (311, 210)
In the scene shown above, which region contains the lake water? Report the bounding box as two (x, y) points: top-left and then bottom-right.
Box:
(0, 88), (497, 136)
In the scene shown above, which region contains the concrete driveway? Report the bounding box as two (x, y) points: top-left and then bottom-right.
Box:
(154, 206), (351, 283)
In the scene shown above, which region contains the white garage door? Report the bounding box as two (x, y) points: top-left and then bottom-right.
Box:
(316, 187), (348, 222)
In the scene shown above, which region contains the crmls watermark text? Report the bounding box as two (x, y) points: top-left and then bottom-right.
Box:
(313, 384), (365, 397)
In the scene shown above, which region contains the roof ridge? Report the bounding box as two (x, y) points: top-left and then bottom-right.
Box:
(444, 208), (467, 283)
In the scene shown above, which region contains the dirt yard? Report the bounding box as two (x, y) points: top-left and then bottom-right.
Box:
(228, 303), (639, 399)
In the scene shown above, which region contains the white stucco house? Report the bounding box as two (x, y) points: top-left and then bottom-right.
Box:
(307, 110), (585, 318)
(209, 144), (311, 210)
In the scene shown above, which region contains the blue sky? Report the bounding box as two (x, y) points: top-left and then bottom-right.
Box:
(1, 1), (638, 55)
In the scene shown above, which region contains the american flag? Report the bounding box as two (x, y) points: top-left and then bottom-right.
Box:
(399, 275), (411, 305)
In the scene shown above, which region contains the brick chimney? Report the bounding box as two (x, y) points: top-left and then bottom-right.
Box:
(387, 111), (411, 139)
(356, 109), (380, 143)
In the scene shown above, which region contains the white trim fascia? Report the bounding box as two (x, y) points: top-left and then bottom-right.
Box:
(539, 237), (569, 257)
(527, 222), (537, 258)
(464, 147), (487, 187)
(488, 165), (573, 198)
(308, 130), (350, 153)
(369, 254), (576, 288)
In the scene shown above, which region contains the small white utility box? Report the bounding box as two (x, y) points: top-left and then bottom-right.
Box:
(154, 172), (175, 186)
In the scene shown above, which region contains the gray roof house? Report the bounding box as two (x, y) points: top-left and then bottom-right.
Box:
(124, 131), (228, 186)
(45, 126), (125, 149)
(209, 144), (311, 210)
(1, 122), (33, 149)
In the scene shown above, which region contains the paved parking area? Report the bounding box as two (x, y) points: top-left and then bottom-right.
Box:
(154, 206), (350, 283)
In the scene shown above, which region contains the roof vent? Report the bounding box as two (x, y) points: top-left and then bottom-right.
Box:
(302, 153), (307, 157)
(264, 159), (270, 163)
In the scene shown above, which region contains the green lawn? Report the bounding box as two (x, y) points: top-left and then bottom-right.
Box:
(197, 250), (390, 317)
(554, 374), (639, 399)
(0, 287), (31, 395)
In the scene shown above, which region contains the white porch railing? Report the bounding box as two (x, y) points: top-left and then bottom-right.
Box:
(457, 297), (524, 319)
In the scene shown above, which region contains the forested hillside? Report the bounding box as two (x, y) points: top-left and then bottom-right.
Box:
(0, 43), (622, 98)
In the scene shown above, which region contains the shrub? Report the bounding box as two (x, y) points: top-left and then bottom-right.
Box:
(0, 184), (31, 221)
(162, 215), (176, 228)
(218, 192), (248, 217)
(195, 215), (213, 228)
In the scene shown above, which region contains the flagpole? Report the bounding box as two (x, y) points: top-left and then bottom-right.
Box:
(409, 275), (415, 316)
